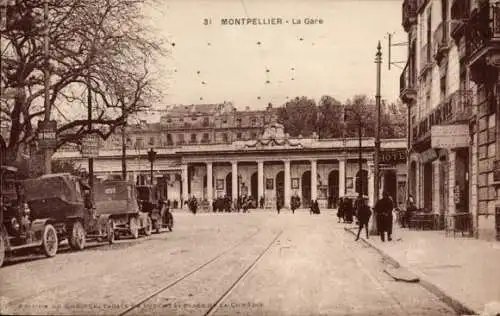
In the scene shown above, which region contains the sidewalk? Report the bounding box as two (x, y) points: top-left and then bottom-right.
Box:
(345, 225), (500, 316)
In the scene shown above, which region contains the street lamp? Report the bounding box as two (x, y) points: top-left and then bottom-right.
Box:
(372, 41), (383, 235)
(344, 108), (363, 198)
(147, 148), (157, 185)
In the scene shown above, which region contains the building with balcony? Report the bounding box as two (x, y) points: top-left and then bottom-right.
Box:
(400, 0), (500, 241)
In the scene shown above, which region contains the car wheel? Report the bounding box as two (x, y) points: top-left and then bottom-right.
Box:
(129, 217), (139, 239)
(107, 219), (115, 244)
(144, 216), (152, 236)
(0, 231), (6, 268)
(154, 220), (161, 234)
(69, 221), (86, 250)
(42, 224), (58, 257)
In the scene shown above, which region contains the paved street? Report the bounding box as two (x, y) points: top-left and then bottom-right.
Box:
(0, 210), (456, 316)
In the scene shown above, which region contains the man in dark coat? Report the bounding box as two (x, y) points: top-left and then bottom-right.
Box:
(337, 197), (344, 223)
(374, 191), (394, 242)
(291, 193), (300, 214)
(344, 198), (353, 223)
(355, 198), (371, 241)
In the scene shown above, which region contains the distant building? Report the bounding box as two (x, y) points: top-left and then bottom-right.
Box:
(98, 102), (279, 151)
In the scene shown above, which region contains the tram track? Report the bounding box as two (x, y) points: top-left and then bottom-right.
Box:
(2, 227), (264, 313)
(119, 230), (283, 316)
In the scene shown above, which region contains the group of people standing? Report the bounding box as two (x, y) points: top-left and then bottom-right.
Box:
(337, 192), (395, 242)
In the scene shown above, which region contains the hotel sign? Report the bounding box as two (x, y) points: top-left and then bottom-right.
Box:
(431, 124), (469, 149)
(378, 150), (407, 164)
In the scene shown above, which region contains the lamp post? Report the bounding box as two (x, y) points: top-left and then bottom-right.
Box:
(372, 41), (383, 235)
(147, 148), (157, 185)
(344, 108), (363, 198)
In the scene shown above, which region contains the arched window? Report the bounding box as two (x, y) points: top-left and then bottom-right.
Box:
(166, 134), (173, 146)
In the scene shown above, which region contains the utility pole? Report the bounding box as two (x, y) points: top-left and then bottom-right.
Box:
(87, 64), (93, 191)
(371, 41), (382, 235)
(358, 113), (362, 198)
(121, 101), (127, 181)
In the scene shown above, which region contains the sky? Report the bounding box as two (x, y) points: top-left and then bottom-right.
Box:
(142, 0), (407, 115)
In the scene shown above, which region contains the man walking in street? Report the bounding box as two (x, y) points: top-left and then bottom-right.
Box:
(355, 197), (371, 241)
(374, 191), (394, 242)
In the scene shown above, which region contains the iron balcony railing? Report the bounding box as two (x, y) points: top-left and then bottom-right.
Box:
(402, 0), (418, 31)
(450, 0), (470, 40)
(411, 90), (473, 144)
(468, 1), (500, 57)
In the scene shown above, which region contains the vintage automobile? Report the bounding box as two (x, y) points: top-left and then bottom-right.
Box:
(22, 173), (114, 252)
(136, 185), (173, 233)
(95, 180), (152, 239)
(0, 166), (60, 267)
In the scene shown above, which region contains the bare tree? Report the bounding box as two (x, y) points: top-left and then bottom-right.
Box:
(0, 0), (165, 164)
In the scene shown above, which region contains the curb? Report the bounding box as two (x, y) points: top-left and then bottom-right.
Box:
(343, 227), (478, 316)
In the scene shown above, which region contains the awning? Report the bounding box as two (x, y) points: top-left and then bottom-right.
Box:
(431, 124), (469, 149)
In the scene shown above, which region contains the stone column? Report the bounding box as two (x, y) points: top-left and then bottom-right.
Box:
(206, 162), (213, 204)
(284, 160), (291, 208)
(181, 164), (189, 203)
(368, 162), (374, 207)
(257, 160), (264, 202)
(232, 161), (238, 203)
(311, 159), (317, 202)
(448, 150), (456, 214)
(338, 159), (346, 197)
(432, 160), (440, 214)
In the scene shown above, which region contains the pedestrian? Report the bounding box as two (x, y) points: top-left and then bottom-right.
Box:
(337, 197), (344, 223)
(374, 191), (394, 242)
(355, 198), (371, 241)
(291, 193), (300, 214)
(310, 200), (320, 214)
(403, 195), (417, 228)
(276, 197), (282, 214)
(344, 198), (353, 223)
(188, 196), (198, 214)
